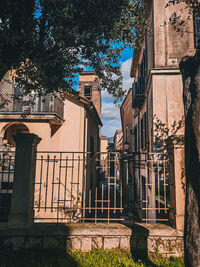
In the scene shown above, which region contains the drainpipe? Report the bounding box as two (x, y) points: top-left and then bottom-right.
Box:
(146, 91), (149, 153)
(81, 109), (87, 218)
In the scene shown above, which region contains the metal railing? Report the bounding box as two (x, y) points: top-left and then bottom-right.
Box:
(132, 79), (145, 108)
(0, 149), (169, 224)
(132, 78), (145, 97)
(33, 152), (131, 223)
(0, 93), (64, 119)
(0, 150), (15, 222)
(126, 152), (170, 223)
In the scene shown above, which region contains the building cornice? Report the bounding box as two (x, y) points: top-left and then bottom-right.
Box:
(145, 67), (181, 94)
(150, 68), (181, 75)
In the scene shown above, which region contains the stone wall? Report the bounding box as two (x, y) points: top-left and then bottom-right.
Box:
(131, 223), (184, 258)
(0, 223), (184, 257)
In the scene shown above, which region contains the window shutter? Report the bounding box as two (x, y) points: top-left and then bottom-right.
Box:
(141, 117), (144, 149)
(144, 112), (147, 150)
(194, 10), (200, 48)
(134, 126), (138, 151)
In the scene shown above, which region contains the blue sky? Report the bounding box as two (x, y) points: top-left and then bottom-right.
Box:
(101, 47), (133, 137)
(73, 47), (134, 137)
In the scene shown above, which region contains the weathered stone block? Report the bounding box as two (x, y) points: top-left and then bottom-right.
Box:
(119, 237), (130, 250)
(5, 237), (25, 251)
(43, 237), (63, 249)
(103, 237), (119, 250)
(148, 237), (184, 257)
(91, 237), (103, 249)
(24, 237), (43, 249)
(71, 237), (81, 250)
(81, 238), (92, 252)
(66, 239), (72, 252)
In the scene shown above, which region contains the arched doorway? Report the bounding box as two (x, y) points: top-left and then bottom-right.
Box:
(0, 122), (30, 222)
(2, 122), (30, 147)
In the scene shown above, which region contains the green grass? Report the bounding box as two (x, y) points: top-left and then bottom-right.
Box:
(0, 249), (184, 267)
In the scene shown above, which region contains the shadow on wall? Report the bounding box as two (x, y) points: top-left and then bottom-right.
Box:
(129, 223), (184, 260)
(0, 223), (79, 267)
(129, 223), (149, 259)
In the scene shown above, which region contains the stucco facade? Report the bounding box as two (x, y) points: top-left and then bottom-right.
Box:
(120, 89), (133, 151)
(0, 73), (102, 222)
(0, 73), (102, 153)
(130, 0), (196, 153)
(127, 0), (198, 226)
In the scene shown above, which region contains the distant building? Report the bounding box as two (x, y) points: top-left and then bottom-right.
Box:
(100, 135), (108, 160)
(79, 71), (101, 119)
(113, 129), (123, 152)
(107, 137), (114, 152)
(120, 88), (133, 152)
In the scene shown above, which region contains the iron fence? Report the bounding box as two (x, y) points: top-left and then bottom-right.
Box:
(33, 152), (132, 223)
(0, 149), (170, 224)
(125, 152), (170, 223)
(0, 150), (15, 222)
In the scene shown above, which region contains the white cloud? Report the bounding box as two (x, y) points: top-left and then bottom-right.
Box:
(101, 97), (121, 137)
(121, 58), (133, 92)
(101, 57), (133, 137)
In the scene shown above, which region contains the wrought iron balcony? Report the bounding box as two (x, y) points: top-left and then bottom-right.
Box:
(0, 93), (64, 121)
(132, 78), (145, 108)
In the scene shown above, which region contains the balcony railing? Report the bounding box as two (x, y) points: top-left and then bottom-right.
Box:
(0, 93), (64, 119)
(132, 78), (145, 108)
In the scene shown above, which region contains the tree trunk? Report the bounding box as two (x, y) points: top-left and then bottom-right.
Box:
(180, 42), (200, 267)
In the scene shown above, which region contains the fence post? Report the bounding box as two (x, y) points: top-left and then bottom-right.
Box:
(166, 136), (185, 230)
(8, 133), (41, 228)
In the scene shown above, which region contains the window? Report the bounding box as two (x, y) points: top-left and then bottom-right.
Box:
(141, 117), (144, 149)
(84, 86), (92, 99)
(134, 126), (138, 151)
(90, 136), (94, 158)
(194, 9), (200, 48)
(90, 174), (93, 190)
(125, 127), (129, 143)
(14, 87), (23, 99)
(144, 112), (147, 150)
(141, 113), (147, 150)
(142, 176), (146, 208)
(137, 48), (148, 94)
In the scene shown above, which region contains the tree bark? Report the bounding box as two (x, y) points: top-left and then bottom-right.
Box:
(180, 42), (200, 267)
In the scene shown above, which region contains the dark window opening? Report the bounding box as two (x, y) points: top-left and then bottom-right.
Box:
(140, 113), (147, 150)
(1, 182), (13, 190)
(194, 9), (200, 48)
(134, 126), (138, 151)
(142, 176), (146, 203)
(90, 136), (94, 158)
(84, 86), (92, 99)
(90, 174), (93, 190)
(125, 127), (129, 143)
(141, 118), (144, 149)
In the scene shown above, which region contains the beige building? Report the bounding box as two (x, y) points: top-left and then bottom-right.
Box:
(129, 0), (198, 223)
(0, 71), (102, 152)
(120, 89), (132, 151)
(0, 71), (102, 222)
(113, 129), (123, 152)
(130, 0), (197, 153)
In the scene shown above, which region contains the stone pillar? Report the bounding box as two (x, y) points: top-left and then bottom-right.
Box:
(8, 133), (41, 228)
(166, 136), (185, 231)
